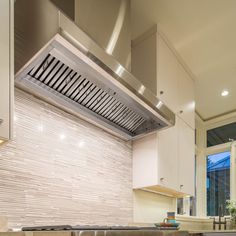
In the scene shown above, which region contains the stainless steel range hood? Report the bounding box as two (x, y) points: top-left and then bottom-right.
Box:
(14, 0), (175, 140)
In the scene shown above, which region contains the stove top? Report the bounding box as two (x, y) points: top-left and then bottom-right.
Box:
(21, 225), (158, 231)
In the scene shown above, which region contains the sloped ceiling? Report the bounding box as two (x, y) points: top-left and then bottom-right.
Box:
(131, 0), (236, 120)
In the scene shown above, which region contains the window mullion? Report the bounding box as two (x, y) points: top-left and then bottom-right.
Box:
(230, 141), (236, 200)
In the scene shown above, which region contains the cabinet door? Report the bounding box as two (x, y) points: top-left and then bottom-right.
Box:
(0, 0), (12, 141)
(131, 33), (157, 94)
(133, 133), (158, 188)
(178, 117), (195, 196)
(178, 64), (195, 129)
(157, 36), (179, 113)
(158, 122), (178, 191)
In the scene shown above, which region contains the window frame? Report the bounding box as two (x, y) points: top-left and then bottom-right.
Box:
(195, 111), (236, 218)
(206, 149), (231, 216)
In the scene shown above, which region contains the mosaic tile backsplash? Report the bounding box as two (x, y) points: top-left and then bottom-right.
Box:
(0, 89), (132, 228)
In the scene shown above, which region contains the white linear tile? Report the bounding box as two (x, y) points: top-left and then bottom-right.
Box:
(0, 89), (132, 228)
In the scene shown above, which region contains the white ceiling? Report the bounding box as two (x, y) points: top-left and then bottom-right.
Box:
(131, 0), (236, 120)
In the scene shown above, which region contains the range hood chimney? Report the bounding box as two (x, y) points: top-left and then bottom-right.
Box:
(14, 0), (175, 140)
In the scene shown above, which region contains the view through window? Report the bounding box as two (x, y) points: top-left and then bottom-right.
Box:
(207, 151), (230, 216)
(207, 122), (236, 147)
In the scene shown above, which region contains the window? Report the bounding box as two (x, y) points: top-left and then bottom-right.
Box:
(207, 151), (230, 216)
(207, 122), (236, 147)
(177, 198), (184, 215)
(177, 196), (196, 216)
(190, 196), (197, 216)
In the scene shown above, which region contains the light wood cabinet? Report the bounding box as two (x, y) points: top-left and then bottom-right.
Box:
(0, 0), (13, 143)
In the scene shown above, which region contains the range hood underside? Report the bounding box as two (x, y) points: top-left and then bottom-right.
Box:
(15, 35), (171, 140)
(15, 3), (175, 140)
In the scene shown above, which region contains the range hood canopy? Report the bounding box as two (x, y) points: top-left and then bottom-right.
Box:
(15, 1), (175, 140)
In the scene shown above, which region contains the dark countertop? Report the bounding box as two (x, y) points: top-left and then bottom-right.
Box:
(189, 231), (236, 236)
(0, 230), (189, 236)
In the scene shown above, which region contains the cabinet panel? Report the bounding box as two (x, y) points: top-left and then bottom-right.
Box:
(133, 133), (158, 188)
(157, 36), (179, 113)
(158, 124), (178, 190)
(0, 0), (11, 141)
(178, 117), (195, 196)
(132, 27), (195, 128)
(178, 65), (195, 129)
(132, 27), (195, 196)
(132, 117), (195, 196)
(131, 33), (157, 94)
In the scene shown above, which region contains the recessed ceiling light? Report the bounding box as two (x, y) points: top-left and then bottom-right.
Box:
(221, 90), (229, 97)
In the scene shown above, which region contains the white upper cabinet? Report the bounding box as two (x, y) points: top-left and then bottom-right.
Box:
(131, 31), (157, 94)
(132, 26), (195, 129)
(0, 0), (13, 143)
(178, 64), (195, 129)
(178, 117), (195, 196)
(133, 133), (158, 189)
(132, 26), (195, 196)
(133, 131), (179, 192)
(132, 117), (195, 196)
(157, 36), (179, 114)
(133, 128), (179, 192)
(157, 121), (178, 191)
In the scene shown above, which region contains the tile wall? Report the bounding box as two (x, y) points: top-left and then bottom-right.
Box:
(0, 89), (132, 228)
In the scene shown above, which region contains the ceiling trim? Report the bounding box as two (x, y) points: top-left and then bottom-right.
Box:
(198, 109), (236, 123)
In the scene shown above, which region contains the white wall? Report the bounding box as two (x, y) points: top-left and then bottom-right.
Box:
(133, 190), (175, 223)
(0, 89), (132, 229)
(75, 0), (131, 70)
(133, 190), (213, 230)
